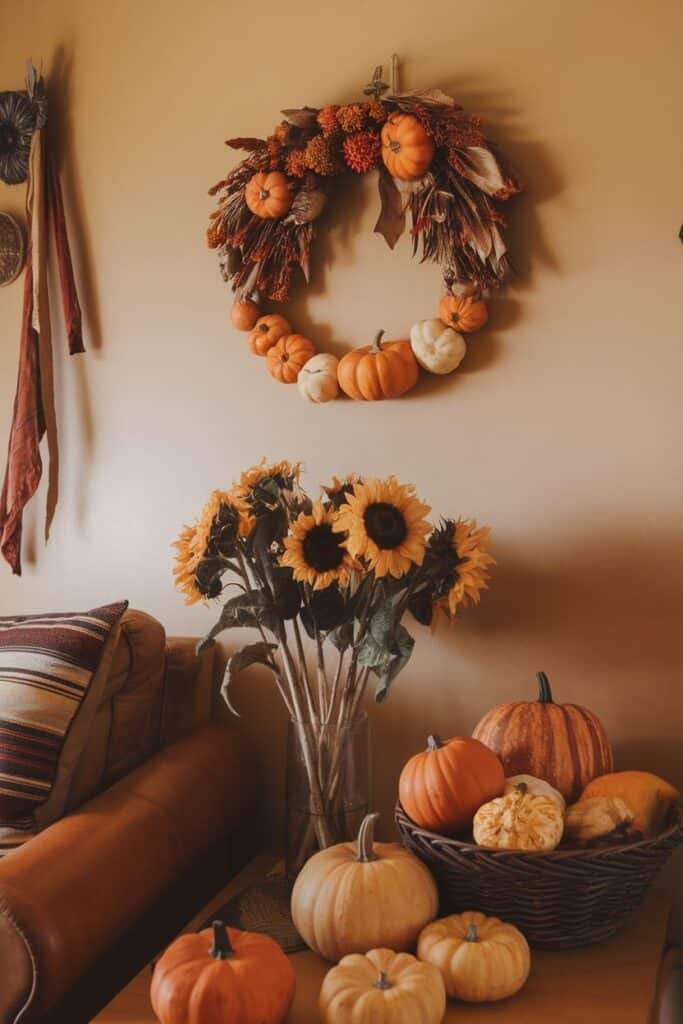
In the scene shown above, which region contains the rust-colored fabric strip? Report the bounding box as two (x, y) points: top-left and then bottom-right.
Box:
(46, 153), (84, 356)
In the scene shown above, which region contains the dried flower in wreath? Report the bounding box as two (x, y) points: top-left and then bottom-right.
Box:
(208, 83), (522, 303)
(0, 90), (36, 185)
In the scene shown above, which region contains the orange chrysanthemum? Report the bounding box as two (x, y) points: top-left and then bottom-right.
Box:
(281, 502), (354, 591)
(334, 476), (431, 579)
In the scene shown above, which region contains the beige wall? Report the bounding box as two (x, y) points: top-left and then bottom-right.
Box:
(1, 0), (682, 837)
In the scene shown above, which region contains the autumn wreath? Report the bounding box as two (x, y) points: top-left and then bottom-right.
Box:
(208, 64), (523, 401)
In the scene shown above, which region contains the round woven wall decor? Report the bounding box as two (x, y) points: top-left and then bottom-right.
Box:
(0, 212), (25, 286)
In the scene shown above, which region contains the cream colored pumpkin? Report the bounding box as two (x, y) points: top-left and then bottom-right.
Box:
(564, 796), (635, 845)
(473, 783), (564, 851)
(409, 318), (466, 375)
(504, 774), (566, 812)
(291, 813), (438, 962)
(297, 353), (339, 403)
(319, 948), (445, 1024)
(417, 911), (530, 1003)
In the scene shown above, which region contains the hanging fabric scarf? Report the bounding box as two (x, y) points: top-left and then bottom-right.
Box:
(0, 60), (84, 575)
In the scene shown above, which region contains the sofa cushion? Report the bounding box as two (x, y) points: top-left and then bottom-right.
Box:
(0, 602), (128, 836)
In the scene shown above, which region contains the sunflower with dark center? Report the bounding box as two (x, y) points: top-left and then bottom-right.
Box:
(0, 91), (35, 186)
(281, 502), (354, 590)
(334, 476), (431, 579)
(230, 459), (301, 536)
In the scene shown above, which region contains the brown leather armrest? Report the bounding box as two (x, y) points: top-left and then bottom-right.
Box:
(161, 637), (217, 746)
(0, 723), (255, 1024)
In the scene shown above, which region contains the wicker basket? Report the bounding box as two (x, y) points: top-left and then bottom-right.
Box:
(395, 801), (683, 949)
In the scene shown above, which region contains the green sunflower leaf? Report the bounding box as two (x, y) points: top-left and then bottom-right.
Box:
(373, 625), (415, 703)
(221, 642), (278, 716)
(328, 620), (354, 651)
(196, 590), (269, 653)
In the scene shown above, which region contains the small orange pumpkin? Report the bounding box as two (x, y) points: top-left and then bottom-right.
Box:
(248, 314), (291, 356)
(245, 171), (292, 219)
(337, 330), (419, 401)
(381, 113), (435, 181)
(399, 735), (505, 835)
(231, 298), (261, 332)
(267, 333), (316, 383)
(150, 920), (295, 1024)
(439, 294), (488, 333)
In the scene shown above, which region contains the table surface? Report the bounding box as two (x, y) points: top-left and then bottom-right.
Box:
(95, 852), (671, 1024)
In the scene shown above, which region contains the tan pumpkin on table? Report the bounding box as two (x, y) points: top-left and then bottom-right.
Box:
(381, 113), (435, 181)
(337, 330), (418, 401)
(418, 910), (530, 1002)
(398, 735), (504, 835)
(244, 170), (292, 219)
(473, 781), (564, 851)
(266, 333), (315, 383)
(319, 948), (446, 1024)
(472, 671), (613, 802)
(290, 813), (438, 962)
(150, 920), (294, 1024)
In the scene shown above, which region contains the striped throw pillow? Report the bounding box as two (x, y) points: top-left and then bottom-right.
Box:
(0, 602), (128, 828)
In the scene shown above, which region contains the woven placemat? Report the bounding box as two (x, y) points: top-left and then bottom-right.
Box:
(201, 869), (306, 953)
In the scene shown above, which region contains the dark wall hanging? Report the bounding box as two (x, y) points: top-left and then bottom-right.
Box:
(0, 59), (85, 576)
(0, 213), (25, 285)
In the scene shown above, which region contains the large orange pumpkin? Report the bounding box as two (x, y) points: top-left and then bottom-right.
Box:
(399, 735), (505, 835)
(472, 672), (614, 802)
(337, 330), (419, 401)
(439, 295), (488, 333)
(266, 333), (315, 383)
(381, 113), (435, 181)
(248, 314), (291, 356)
(150, 920), (295, 1024)
(245, 171), (292, 219)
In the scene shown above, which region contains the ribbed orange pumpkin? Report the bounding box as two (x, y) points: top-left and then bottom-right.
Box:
(266, 333), (315, 383)
(337, 330), (419, 401)
(381, 113), (435, 181)
(399, 735), (505, 835)
(248, 314), (291, 356)
(245, 171), (292, 219)
(231, 299), (261, 332)
(439, 295), (488, 333)
(150, 921), (295, 1024)
(472, 672), (614, 802)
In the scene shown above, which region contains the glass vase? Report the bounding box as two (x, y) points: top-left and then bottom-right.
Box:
(285, 712), (369, 877)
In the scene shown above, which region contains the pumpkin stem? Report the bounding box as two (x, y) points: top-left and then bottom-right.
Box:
(465, 922), (479, 943)
(427, 734), (443, 752)
(373, 971), (392, 990)
(355, 812), (380, 862)
(536, 671), (554, 704)
(209, 921), (234, 960)
(370, 329), (385, 353)
(514, 782), (529, 796)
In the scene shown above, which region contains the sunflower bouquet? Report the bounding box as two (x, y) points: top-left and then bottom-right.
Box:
(173, 460), (494, 864)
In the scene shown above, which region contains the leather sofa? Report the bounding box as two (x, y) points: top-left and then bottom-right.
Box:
(0, 610), (257, 1024)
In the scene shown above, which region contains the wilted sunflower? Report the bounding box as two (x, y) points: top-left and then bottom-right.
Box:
(172, 524), (204, 605)
(322, 474), (361, 511)
(281, 502), (354, 591)
(193, 489), (236, 559)
(334, 477), (431, 579)
(172, 490), (238, 605)
(231, 459), (302, 535)
(430, 518), (495, 620)
(0, 91), (35, 186)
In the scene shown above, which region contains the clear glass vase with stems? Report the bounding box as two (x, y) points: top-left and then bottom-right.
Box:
(285, 712), (369, 877)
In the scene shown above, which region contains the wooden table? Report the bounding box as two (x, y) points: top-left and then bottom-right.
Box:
(96, 853), (670, 1023)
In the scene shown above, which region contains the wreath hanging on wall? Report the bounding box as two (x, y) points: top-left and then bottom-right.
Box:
(208, 60), (523, 402)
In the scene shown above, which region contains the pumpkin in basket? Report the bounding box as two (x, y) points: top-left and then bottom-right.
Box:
(319, 948), (446, 1024)
(472, 671), (613, 802)
(564, 796), (638, 846)
(291, 812), (438, 962)
(473, 782), (564, 851)
(399, 735), (504, 835)
(150, 920), (295, 1024)
(504, 774), (565, 811)
(417, 910), (530, 1002)
(582, 771), (681, 838)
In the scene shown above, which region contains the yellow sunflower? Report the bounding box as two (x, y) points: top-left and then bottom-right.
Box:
(172, 524), (204, 605)
(281, 502), (354, 590)
(231, 459), (301, 536)
(192, 489), (234, 559)
(435, 518), (495, 620)
(322, 474), (361, 510)
(334, 476), (431, 579)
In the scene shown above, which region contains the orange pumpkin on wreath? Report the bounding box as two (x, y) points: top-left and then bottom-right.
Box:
(267, 334), (316, 383)
(245, 171), (292, 219)
(337, 330), (419, 401)
(439, 294), (489, 333)
(381, 113), (435, 181)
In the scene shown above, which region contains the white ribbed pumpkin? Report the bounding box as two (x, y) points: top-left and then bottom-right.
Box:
(291, 813), (438, 962)
(504, 774), (566, 811)
(297, 353), (339, 403)
(409, 318), (466, 374)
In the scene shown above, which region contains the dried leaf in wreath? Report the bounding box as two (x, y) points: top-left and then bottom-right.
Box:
(456, 146), (521, 200)
(286, 189), (327, 225)
(225, 137), (268, 152)
(281, 106), (318, 128)
(374, 166), (405, 250)
(392, 88), (461, 109)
